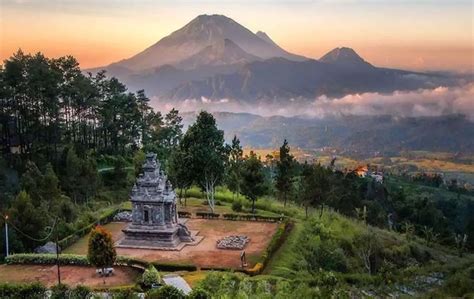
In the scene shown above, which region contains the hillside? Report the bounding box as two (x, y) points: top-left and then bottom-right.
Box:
(181, 112), (474, 156)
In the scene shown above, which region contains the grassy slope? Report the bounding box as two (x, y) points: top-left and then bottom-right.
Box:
(184, 186), (474, 296)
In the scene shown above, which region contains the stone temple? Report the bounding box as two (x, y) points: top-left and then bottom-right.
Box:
(117, 153), (201, 250)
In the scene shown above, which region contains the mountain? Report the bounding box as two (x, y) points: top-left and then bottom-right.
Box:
(176, 38), (260, 70)
(320, 47), (373, 69)
(86, 15), (462, 101)
(107, 14), (306, 72)
(166, 55), (450, 101)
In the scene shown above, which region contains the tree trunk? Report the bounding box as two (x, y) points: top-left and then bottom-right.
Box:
(184, 188), (188, 207)
(305, 205), (308, 219)
(179, 188), (183, 205)
(319, 203), (324, 218)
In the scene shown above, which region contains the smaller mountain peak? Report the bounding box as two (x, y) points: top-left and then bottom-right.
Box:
(320, 47), (372, 68)
(256, 31), (279, 47)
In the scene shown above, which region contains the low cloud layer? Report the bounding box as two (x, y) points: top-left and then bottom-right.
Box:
(309, 83), (474, 118)
(152, 83), (474, 119)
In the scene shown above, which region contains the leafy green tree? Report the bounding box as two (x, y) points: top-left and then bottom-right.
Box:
(8, 191), (48, 250)
(133, 149), (146, 177)
(20, 161), (44, 204)
(181, 111), (227, 212)
(145, 108), (183, 162)
(241, 152), (266, 214)
(41, 163), (61, 202)
(226, 135), (244, 199)
(87, 226), (117, 272)
(62, 146), (81, 203)
(354, 229), (382, 275)
(168, 146), (193, 206)
(298, 163), (330, 218)
(275, 139), (294, 207)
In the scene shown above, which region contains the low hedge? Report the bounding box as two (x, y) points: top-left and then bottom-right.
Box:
(6, 253), (89, 266)
(178, 211), (192, 218)
(116, 256), (197, 271)
(151, 262), (197, 272)
(6, 253), (198, 273)
(0, 283), (46, 299)
(196, 212), (220, 219)
(222, 213), (285, 222)
(243, 220), (292, 275)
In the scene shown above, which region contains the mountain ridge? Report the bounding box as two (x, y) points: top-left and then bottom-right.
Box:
(84, 14), (463, 102)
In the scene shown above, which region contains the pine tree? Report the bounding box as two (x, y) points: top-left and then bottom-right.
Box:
(275, 139), (294, 207)
(241, 152), (266, 214)
(226, 136), (243, 199)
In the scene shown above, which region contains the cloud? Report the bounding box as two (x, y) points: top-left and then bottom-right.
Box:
(151, 84), (474, 119)
(308, 83), (474, 119)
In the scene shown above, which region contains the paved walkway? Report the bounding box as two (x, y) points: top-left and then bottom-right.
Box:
(163, 274), (192, 295)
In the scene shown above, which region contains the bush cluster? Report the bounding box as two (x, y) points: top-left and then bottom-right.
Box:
(142, 265), (161, 289)
(0, 283), (46, 299)
(58, 207), (121, 249)
(231, 200), (242, 212)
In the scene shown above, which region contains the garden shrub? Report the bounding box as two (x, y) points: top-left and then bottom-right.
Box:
(188, 287), (211, 299)
(232, 200), (243, 212)
(70, 285), (91, 299)
(0, 283), (46, 299)
(111, 288), (141, 299)
(142, 265), (161, 289)
(50, 283), (71, 299)
(147, 285), (186, 299)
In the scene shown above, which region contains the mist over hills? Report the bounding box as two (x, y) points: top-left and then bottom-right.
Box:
(87, 14), (465, 104)
(181, 112), (474, 156)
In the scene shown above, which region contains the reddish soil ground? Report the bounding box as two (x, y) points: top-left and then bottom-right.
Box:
(0, 264), (141, 287)
(116, 219), (278, 269)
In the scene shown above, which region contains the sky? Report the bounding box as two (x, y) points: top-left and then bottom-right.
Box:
(0, 0), (473, 72)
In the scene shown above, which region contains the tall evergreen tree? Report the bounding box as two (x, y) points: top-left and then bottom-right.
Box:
(275, 139), (294, 207)
(226, 136), (243, 199)
(241, 152), (266, 214)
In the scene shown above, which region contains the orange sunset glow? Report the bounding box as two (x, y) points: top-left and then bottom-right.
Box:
(1, 0), (473, 72)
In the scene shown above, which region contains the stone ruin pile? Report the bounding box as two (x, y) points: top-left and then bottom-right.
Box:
(114, 211), (132, 222)
(216, 235), (250, 250)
